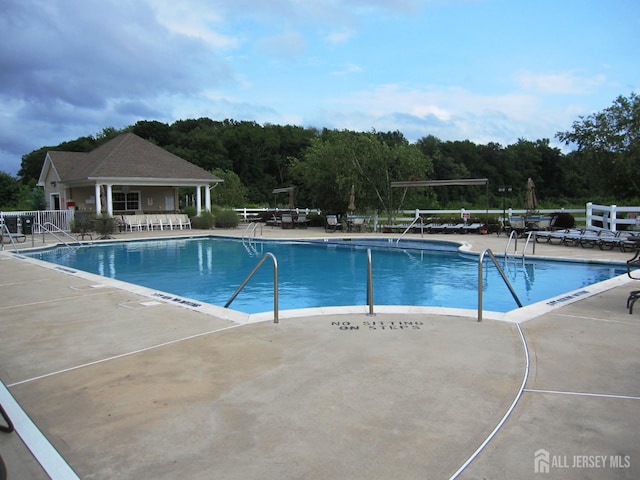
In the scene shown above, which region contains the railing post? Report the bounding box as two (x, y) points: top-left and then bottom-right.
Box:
(478, 248), (523, 322)
(366, 249), (375, 316)
(224, 252), (279, 323)
(610, 204), (618, 232)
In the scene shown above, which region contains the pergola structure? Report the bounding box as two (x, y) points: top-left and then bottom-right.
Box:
(272, 186), (296, 209)
(391, 178), (490, 219)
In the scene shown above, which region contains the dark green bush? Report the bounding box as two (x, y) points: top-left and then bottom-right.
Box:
(182, 206), (197, 218)
(308, 212), (323, 227)
(71, 213), (95, 233)
(214, 209), (239, 229)
(552, 212), (575, 229)
(192, 210), (215, 229)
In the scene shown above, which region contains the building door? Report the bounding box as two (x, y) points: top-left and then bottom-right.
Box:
(51, 193), (61, 210)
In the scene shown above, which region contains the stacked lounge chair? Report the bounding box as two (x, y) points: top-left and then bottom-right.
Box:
(535, 227), (638, 251)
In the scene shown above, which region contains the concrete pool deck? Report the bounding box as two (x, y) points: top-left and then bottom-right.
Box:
(1, 227), (639, 479)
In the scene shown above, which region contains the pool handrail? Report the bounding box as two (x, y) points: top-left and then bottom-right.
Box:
(224, 252), (279, 323)
(366, 248), (374, 315)
(478, 248), (523, 322)
(38, 222), (81, 249)
(396, 216), (424, 244)
(0, 222), (24, 253)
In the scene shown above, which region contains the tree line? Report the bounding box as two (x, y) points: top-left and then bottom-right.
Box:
(2, 93), (638, 214)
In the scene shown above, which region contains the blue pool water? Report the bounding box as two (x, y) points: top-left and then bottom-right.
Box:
(26, 237), (626, 313)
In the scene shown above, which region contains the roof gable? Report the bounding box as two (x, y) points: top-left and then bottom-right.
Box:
(48, 133), (221, 183)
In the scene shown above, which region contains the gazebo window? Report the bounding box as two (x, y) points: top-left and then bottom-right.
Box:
(113, 191), (140, 211)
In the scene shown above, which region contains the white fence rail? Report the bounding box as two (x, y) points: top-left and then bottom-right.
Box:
(0, 210), (74, 233)
(2, 203), (638, 235)
(586, 202), (640, 232)
(233, 207), (320, 223)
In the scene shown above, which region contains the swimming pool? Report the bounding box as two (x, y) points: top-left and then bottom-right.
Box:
(25, 236), (627, 314)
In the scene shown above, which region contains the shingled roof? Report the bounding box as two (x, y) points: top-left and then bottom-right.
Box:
(41, 133), (222, 185)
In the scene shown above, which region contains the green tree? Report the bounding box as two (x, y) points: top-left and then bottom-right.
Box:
(132, 120), (171, 146)
(210, 168), (248, 207)
(18, 146), (51, 184)
(293, 130), (432, 221)
(556, 92), (640, 199)
(0, 172), (23, 209)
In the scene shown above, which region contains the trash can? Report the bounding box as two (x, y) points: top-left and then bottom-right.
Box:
(21, 216), (34, 235)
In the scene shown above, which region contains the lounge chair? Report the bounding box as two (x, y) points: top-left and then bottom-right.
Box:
(281, 213), (294, 229)
(444, 223), (466, 234)
(508, 216), (526, 236)
(578, 228), (602, 248)
(325, 214), (341, 232)
(461, 222), (483, 234)
(561, 228), (587, 246)
(296, 213), (308, 229)
(601, 231), (639, 252)
(429, 223), (447, 233)
(596, 229), (618, 250)
(348, 216), (365, 232)
(1, 217), (26, 244)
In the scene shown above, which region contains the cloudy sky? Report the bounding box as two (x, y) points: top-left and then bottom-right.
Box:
(1, 0), (638, 176)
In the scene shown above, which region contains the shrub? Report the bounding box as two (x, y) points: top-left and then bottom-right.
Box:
(192, 210), (215, 229)
(552, 212), (575, 229)
(71, 213), (95, 233)
(308, 212), (323, 227)
(182, 206), (197, 218)
(214, 209), (239, 229)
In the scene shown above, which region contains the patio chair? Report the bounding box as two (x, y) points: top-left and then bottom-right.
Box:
(429, 223), (447, 233)
(0, 217), (26, 244)
(325, 214), (341, 232)
(444, 223), (466, 234)
(578, 228), (601, 248)
(626, 250), (640, 314)
(296, 213), (308, 229)
(461, 222), (483, 234)
(281, 213), (294, 229)
(599, 231), (637, 252)
(508, 216), (526, 236)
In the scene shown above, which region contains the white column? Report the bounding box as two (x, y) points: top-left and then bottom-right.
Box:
(196, 186), (202, 216)
(105, 184), (113, 216)
(95, 183), (102, 215)
(205, 184), (211, 212)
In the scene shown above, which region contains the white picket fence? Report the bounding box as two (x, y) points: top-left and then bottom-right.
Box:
(586, 202), (640, 232)
(234, 203), (640, 232)
(0, 210), (74, 233)
(2, 202), (638, 235)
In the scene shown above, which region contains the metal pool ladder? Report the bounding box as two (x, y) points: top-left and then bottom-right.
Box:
(224, 252), (279, 323)
(477, 248), (523, 322)
(504, 230), (536, 258)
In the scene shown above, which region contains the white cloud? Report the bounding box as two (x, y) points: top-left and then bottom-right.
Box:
(514, 70), (608, 95)
(149, 0), (239, 49)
